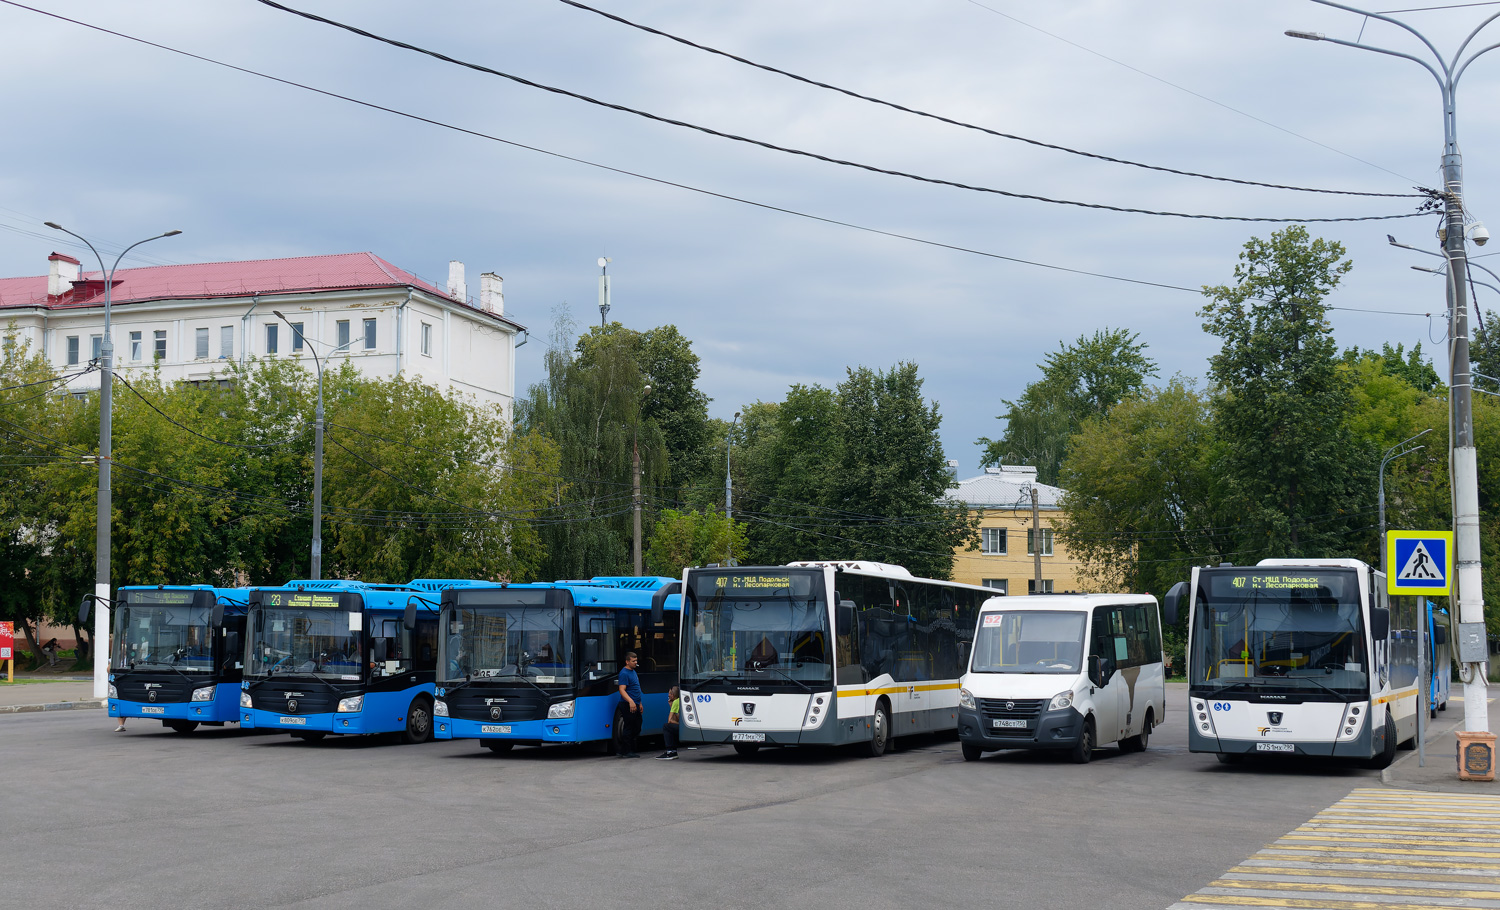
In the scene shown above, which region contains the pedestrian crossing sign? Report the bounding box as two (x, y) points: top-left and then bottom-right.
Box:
(1386, 530), (1453, 595)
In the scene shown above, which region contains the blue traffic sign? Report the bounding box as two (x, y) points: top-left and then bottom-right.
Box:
(1386, 531), (1453, 595)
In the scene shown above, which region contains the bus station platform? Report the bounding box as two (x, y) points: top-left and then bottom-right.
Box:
(0, 678), (102, 714)
(1383, 695), (1499, 794)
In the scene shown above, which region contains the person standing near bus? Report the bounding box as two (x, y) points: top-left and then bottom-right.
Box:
(656, 686), (680, 760)
(617, 651), (643, 758)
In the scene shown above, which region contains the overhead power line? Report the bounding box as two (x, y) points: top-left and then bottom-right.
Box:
(114, 373), (306, 450)
(251, 0), (1424, 224)
(0, 2), (1434, 311)
(553, 0), (1417, 199)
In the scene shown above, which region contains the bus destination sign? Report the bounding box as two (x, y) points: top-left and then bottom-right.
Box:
(1226, 575), (1323, 591)
(128, 590), (197, 605)
(715, 574), (793, 592)
(267, 592), (344, 610)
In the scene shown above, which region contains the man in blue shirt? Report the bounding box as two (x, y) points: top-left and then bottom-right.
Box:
(616, 651), (644, 758)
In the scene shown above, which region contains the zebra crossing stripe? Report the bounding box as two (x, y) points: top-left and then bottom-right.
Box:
(1170, 788), (1500, 910)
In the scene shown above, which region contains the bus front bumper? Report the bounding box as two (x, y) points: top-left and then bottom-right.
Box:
(957, 706), (1085, 751)
(1188, 723), (1375, 758)
(436, 715), (583, 744)
(240, 707), (368, 734)
(110, 697), (238, 724)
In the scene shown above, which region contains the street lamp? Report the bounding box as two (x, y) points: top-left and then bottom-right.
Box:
(44, 222), (181, 699)
(273, 309), (327, 580)
(632, 383), (651, 576)
(1379, 429), (1431, 574)
(726, 411), (740, 566)
(1289, 0), (1494, 736)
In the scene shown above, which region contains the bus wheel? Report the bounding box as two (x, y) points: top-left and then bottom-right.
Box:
(404, 696), (434, 745)
(960, 742), (983, 762)
(733, 743), (761, 757)
(1366, 711), (1397, 770)
(484, 740), (514, 754)
(1068, 718), (1094, 764)
(167, 721), (199, 734)
(609, 708), (628, 755)
(864, 701), (890, 758)
(1119, 710), (1152, 753)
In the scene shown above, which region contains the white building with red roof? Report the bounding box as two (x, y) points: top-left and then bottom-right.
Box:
(0, 250), (526, 414)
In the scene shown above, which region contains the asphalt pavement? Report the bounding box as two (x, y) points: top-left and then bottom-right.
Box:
(0, 684), (1408, 910)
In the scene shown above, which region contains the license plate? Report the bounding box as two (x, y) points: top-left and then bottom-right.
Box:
(1255, 742), (1294, 753)
(732, 732), (765, 742)
(279, 716), (307, 725)
(141, 706), (165, 715)
(481, 725), (511, 734)
(992, 718), (1026, 729)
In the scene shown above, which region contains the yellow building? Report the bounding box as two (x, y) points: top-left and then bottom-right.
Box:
(948, 466), (1086, 594)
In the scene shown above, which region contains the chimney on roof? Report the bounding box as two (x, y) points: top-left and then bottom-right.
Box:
(47, 252), (80, 297)
(480, 272), (504, 315)
(447, 260), (467, 302)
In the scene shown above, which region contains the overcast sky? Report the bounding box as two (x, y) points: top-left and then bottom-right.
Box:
(3, 0), (1495, 476)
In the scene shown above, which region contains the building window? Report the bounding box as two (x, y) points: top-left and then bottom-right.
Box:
(1027, 527), (1054, 557)
(130, 331), (142, 361)
(195, 327), (210, 360)
(291, 323), (304, 352)
(336, 320), (351, 351)
(1027, 579), (1054, 595)
(420, 322), (432, 356)
(266, 324), (278, 355)
(91, 335), (102, 360)
(66, 336), (79, 365)
(154, 330), (167, 360)
(363, 317), (376, 350)
(981, 527), (1007, 555)
(982, 579), (1008, 594)
(220, 325), (234, 359)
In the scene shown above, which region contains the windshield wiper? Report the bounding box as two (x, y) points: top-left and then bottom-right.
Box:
(686, 673), (754, 689)
(484, 673), (556, 697)
(748, 665), (814, 693)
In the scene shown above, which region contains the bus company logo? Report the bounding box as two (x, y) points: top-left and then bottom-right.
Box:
(484, 698), (509, 705)
(285, 692), (305, 698)
(286, 700), (299, 713)
(742, 703), (756, 716)
(1005, 700), (1015, 710)
(489, 707), (502, 721)
(1258, 726), (1270, 736)
(147, 690), (157, 702)
(731, 716), (742, 725)
(1267, 712), (1284, 726)
(143, 683), (161, 688)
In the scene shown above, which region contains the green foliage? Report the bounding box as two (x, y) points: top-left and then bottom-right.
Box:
(978, 328), (1157, 484)
(1471, 309), (1500, 393)
(644, 508), (747, 577)
(1200, 226), (1372, 558)
(1342, 342), (1442, 394)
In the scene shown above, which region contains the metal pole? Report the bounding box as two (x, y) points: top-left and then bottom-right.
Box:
(1418, 598), (1429, 765)
(1030, 487), (1043, 593)
(1379, 430), (1431, 575)
(632, 383), (650, 576)
(45, 223), (179, 700)
(726, 411), (739, 565)
(274, 310), (323, 580)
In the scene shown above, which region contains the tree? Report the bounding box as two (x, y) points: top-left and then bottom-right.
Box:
(644, 509), (747, 577)
(1200, 226), (1373, 558)
(978, 328), (1157, 484)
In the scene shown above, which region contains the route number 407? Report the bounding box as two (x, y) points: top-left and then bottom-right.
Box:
(1211, 702), (1231, 712)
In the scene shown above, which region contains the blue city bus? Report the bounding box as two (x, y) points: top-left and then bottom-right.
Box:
(238, 580), (443, 743)
(433, 577), (682, 753)
(97, 585), (249, 733)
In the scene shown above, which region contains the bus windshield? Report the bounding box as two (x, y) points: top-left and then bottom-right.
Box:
(971, 611), (1086, 674)
(114, 600), (213, 672)
(1191, 570), (1367, 695)
(442, 604), (573, 685)
(682, 570), (832, 684)
(247, 607), (363, 680)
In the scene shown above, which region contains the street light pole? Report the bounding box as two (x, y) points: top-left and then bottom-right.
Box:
(726, 411), (740, 565)
(273, 310), (324, 580)
(633, 384), (651, 577)
(1289, 1), (1495, 735)
(44, 223), (181, 699)
(1379, 429), (1432, 575)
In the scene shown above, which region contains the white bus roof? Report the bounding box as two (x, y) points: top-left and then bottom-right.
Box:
(787, 560), (913, 578)
(978, 593), (1158, 613)
(1256, 558), (1373, 571)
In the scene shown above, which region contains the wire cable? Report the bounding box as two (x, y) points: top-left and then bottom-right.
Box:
(113, 372), (306, 450)
(252, 0), (1427, 223)
(554, 0), (1418, 199)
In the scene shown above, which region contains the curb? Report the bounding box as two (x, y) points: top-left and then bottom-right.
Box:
(0, 700), (105, 715)
(1381, 711), (1465, 786)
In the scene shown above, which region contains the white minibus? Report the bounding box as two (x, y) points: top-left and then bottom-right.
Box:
(957, 594), (1169, 763)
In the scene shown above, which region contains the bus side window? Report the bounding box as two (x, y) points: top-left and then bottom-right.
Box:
(414, 616), (438, 672)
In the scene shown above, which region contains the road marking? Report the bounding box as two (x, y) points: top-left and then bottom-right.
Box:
(1170, 788), (1500, 910)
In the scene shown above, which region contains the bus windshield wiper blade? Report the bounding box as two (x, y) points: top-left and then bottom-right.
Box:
(750, 666), (814, 693)
(487, 673), (554, 696)
(685, 673), (751, 689)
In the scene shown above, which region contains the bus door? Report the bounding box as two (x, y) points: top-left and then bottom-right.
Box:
(1089, 606), (1127, 744)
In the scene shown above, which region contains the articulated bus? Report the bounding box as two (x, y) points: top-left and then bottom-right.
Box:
(98, 585), (248, 733)
(433, 577), (681, 753)
(677, 562), (990, 757)
(1169, 558), (1418, 768)
(239, 580), (444, 744)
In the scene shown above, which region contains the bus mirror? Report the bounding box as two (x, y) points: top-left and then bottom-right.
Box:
(77, 595), (92, 625)
(372, 637), (389, 663)
(403, 602), (417, 632)
(582, 637), (600, 666)
(1164, 582), (1186, 627)
(210, 602), (225, 629)
(1370, 607), (1390, 641)
(1087, 655), (1107, 688)
(959, 639), (972, 671)
(836, 602), (855, 638)
(1433, 624), (1448, 646)
(651, 582), (681, 626)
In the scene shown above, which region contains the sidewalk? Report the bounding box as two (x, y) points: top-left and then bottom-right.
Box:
(0, 677), (103, 714)
(1383, 692), (1499, 793)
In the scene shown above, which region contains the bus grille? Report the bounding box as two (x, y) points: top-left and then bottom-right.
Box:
(115, 675), (195, 704)
(978, 698), (1044, 734)
(447, 688), (547, 723)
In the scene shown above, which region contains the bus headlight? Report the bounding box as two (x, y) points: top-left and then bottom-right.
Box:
(240, 691), (253, 708)
(1338, 702), (1367, 740)
(547, 700), (574, 719)
(681, 693), (699, 728)
(108, 684), (118, 699)
(803, 693), (830, 729)
(191, 686), (215, 702)
(433, 699), (449, 717)
(1048, 690), (1074, 711)
(337, 696), (363, 713)
(959, 687), (975, 710)
(1193, 699), (1215, 734)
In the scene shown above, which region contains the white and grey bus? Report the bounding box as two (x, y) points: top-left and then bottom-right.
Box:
(1168, 558), (1418, 767)
(677, 561), (990, 757)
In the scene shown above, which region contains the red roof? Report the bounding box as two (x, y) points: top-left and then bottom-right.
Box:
(0, 252), (514, 325)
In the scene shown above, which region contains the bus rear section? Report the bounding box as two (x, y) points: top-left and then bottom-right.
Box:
(103, 585), (248, 733)
(239, 582), (440, 744)
(677, 562), (987, 757)
(433, 577), (681, 753)
(1177, 559), (1418, 766)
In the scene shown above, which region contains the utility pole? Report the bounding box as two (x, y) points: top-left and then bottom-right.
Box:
(633, 384), (651, 576)
(726, 411), (740, 566)
(1031, 487), (1043, 594)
